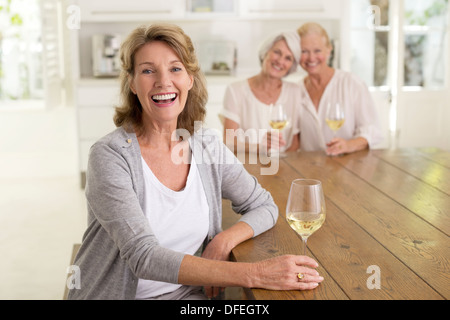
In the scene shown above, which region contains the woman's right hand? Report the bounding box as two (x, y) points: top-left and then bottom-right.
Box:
(251, 255), (324, 291)
(261, 131), (286, 154)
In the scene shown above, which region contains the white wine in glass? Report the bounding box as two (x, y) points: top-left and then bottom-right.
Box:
(269, 119), (289, 130)
(268, 104), (289, 157)
(286, 179), (326, 256)
(325, 102), (345, 137)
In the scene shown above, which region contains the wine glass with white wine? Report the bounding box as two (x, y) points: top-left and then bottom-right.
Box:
(286, 179), (326, 256)
(268, 104), (289, 158)
(325, 102), (345, 138)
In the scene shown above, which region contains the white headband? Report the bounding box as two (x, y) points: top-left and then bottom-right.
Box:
(258, 30), (301, 76)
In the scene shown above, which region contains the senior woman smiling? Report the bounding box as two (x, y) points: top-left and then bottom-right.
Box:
(67, 24), (322, 300)
(220, 31), (302, 155)
(296, 22), (383, 156)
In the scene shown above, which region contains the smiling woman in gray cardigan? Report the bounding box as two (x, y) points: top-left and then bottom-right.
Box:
(68, 24), (322, 300)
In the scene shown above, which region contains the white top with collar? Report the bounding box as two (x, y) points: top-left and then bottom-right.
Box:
(298, 69), (383, 151)
(220, 79), (301, 152)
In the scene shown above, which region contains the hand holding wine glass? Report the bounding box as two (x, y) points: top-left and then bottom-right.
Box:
(325, 102), (345, 138)
(267, 104), (289, 157)
(286, 179), (326, 256)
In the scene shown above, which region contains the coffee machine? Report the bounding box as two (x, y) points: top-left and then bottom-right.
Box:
(92, 34), (121, 77)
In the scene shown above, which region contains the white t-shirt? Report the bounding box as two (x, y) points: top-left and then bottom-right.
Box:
(135, 154), (209, 299)
(298, 69), (383, 151)
(220, 79), (301, 152)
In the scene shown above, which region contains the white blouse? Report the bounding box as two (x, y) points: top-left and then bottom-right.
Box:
(220, 79), (301, 152)
(298, 69), (383, 151)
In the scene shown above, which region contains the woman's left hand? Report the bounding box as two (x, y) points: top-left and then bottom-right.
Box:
(326, 137), (369, 156)
(326, 137), (348, 156)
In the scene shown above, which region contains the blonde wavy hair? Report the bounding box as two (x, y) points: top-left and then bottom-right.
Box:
(114, 23), (208, 135)
(297, 22), (332, 49)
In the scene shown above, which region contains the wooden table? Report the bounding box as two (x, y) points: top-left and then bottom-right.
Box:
(224, 148), (450, 300)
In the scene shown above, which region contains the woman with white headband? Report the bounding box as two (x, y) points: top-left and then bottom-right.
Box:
(220, 31), (302, 155)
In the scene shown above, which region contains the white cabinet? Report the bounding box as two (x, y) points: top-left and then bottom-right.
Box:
(75, 0), (185, 21)
(397, 91), (450, 149)
(76, 79), (120, 185)
(75, 0), (345, 21)
(240, 0), (343, 19)
(369, 90), (391, 149)
(204, 77), (236, 137)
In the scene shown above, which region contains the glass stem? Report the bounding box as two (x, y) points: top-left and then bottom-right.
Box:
(302, 237), (308, 256)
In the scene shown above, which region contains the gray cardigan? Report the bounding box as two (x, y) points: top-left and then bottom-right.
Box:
(68, 127), (278, 300)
